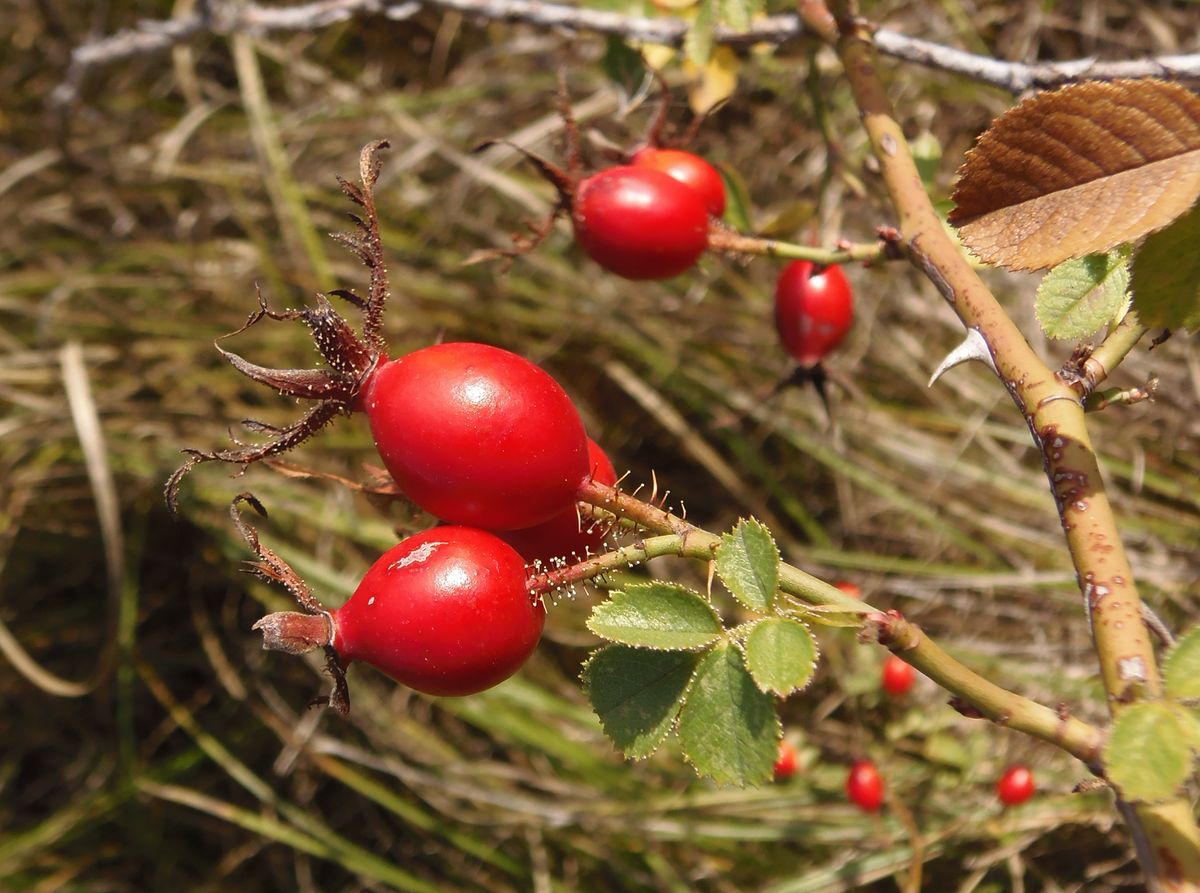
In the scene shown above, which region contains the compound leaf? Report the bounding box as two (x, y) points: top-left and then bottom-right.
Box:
(677, 643), (779, 786)
(742, 617), (819, 697)
(1035, 247), (1131, 339)
(587, 583), (723, 651)
(582, 645), (700, 759)
(716, 518), (779, 613)
(1105, 701), (1199, 803)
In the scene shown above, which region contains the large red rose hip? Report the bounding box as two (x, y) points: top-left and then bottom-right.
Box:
(572, 166), (709, 280)
(332, 527), (545, 697)
(630, 147), (727, 218)
(362, 342), (589, 531)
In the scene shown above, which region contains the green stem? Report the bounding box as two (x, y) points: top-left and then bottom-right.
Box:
(707, 224), (893, 265)
(1077, 309), (1150, 394)
(554, 480), (1105, 762)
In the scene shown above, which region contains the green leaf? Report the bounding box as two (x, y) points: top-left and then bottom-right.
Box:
(1104, 702), (1199, 802)
(581, 646), (700, 759)
(742, 618), (819, 696)
(715, 519), (780, 613)
(1166, 625), (1200, 701)
(601, 37), (647, 102)
(586, 583), (723, 650)
(1035, 247), (1131, 339)
(718, 163), (753, 232)
(684, 0), (715, 66)
(719, 0), (750, 32)
(1132, 201), (1200, 330)
(677, 643), (779, 786)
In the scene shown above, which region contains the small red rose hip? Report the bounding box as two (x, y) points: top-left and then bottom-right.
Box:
(572, 166), (709, 280)
(630, 147), (726, 218)
(774, 261), (855, 367)
(846, 759), (884, 812)
(774, 740), (800, 781)
(362, 342), (589, 531)
(881, 655), (916, 698)
(496, 438), (618, 565)
(332, 526), (545, 697)
(996, 765), (1036, 806)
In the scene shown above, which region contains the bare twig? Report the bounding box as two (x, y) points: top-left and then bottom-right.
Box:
(54, 0), (1200, 105)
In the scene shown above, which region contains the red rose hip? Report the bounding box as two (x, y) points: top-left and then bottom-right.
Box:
(333, 527), (544, 697)
(630, 147), (726, 217)
(881, 655), (916, 698)
(362, 342), (589, 531)
(774, 261), (854, 367)
(846, 759), (884, 812)
(996, 765), (1036, 806)
(572, 166), (709, 280)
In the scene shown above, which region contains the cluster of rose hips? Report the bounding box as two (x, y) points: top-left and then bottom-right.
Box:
(169, 143), (624, 711)
(175, 124), (859, 719)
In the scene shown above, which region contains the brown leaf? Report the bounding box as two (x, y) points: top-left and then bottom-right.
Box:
(949, 79), (1200, 271)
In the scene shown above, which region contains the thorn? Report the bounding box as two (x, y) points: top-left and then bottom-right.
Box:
(928, 328), (997, 387)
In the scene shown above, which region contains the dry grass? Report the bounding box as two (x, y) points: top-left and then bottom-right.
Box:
(2, 1), (1198, 890)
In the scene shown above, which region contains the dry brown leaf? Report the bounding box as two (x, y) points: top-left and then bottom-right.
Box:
(949, 79), (1200, 271)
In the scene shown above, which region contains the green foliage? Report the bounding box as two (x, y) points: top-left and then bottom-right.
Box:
(1131, 202), (1200, 330)
(716, 518), (780, 612)
(1035, 247), (1130, 340)
(1104, 702), (1200, 802)
(1164, 625), (1200, 701)
(586, 582), (723, 650)
(581, 646), (700, 759)
(677, 643), (779, 786)
(742, 617), (818, 696)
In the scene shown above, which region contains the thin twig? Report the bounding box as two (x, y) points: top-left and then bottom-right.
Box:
(54, 0), (1200, 105)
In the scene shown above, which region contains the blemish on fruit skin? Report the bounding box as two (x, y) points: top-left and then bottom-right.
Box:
(390, 540), (448, 570)
(368, 596), (376, 606)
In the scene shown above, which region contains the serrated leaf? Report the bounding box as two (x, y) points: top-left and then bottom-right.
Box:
(1131, 201), (1200, 330)
(677, 643), (779, 786)
(715, 518), (779, 612)
(587, 583), (723, 650)
(1165, 624), (1200, 701)
(1035, 247), (1131, 339)
(950, 79), (1200, 271)
(718, 163), (753, 232)
(742, 618), (819, 696)
(582, 645), (700, 759)
(1104, 702), (1199, 803)
(683, 0), (714, 67)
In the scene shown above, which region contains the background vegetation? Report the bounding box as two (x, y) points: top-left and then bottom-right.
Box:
(2, 1), (1198, 889)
